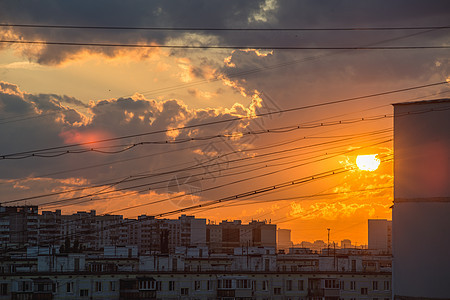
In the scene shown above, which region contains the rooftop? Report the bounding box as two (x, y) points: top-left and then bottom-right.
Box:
(392, 98), (450, 106)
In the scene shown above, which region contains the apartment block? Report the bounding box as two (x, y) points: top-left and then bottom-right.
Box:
(0, 206), (38, 249)
(0, 245), (392, 300)
(206, 220), (276, 254)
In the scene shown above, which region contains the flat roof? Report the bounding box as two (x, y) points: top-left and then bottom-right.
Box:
(392, 98), (450, 106)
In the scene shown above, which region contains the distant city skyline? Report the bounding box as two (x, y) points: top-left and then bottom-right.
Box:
(0, 204), (382, 254)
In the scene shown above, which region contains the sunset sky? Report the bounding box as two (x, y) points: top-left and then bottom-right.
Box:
(0, 0), (449, 245)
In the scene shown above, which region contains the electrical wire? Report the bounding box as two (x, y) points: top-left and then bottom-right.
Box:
(2, 161), (353, 251)
(1, 104), (445, 160)
(2, 23), (449, 31)
(40, 141), (393, 211)
(37, 130), (392, 210)
(0, 152), (393, 254)
(3, 129), (392, 205)
(1, 135), (393, 245)
(10, 137), (394, 214)
(1, 82), (447, 159)
(1, 40), (448, 50)
(0, 26), (444, 126)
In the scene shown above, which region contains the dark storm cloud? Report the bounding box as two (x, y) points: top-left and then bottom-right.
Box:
(1, 0), (448, 64)
(0, 82), (85, 156)
(0, 0), (266, 64)
(275, 1), (450, 27)
(0, 82), (254, 185)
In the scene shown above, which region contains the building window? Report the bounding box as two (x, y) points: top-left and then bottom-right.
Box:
(384, 281), (390, 290)
(274, 287), (282, 295)
(0, 283), (8, 295)
(373, 281), (378, 290)
(74, 258), (80, 271)
(223, 279), (232, 289)
(237, 279), (249, 289)
(195, 281), (201, 291)
(156, 281), (161, 291)
(95, 281), (102, 292)
(19, 281), (32, 292)
(110, 281), (116, 291)
(350, 281), (356, 291)
(265, 259), (270, 271)
(286, 280), (292, 291)
(340, 281), (344, 290)
(325, 279), (339, 289)
(139, 280), (155, 290)
(361, 287), (368, 295)
(262, 280), (269, 291)
(207, 280), (213, 290)
(80, 289), (89, 297)
(66, 282), (73, 293)
(37, 283), (51, 292)
(298, 280), (304, 291)
(169, 281), (175, 291)
(181, 287), (189, 295)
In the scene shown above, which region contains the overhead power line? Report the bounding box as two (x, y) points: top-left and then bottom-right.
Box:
(1, 23), (449, 31)
(0, 28), (443, 127)
(3, 131), (391, 205)
(1, 81), (447, 159)
(23, 130), (392, 209)
(40, 141), (393, 210)
(0, 104), (445, 161)
(1, 161), (392, 255)
(1, 40), (448, 50)
(0, 113), (394, 160)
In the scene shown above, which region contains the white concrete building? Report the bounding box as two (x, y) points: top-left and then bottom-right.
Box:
(393, 99), (450, 299)
(0, 244), (392, 300)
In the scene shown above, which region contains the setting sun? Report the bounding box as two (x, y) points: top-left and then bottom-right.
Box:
(356, 154), (380, 171)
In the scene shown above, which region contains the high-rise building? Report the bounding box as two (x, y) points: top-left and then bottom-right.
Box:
(207, 220), (276, 253)
(0, 206), (38, 248)
(119, 214), (206, 254)
(368, 219), (392, 253)
(277, 228), (292, 251)
(60, 210), (98, 249)
(393, 99), (450, 299)
(38, 210), (62, 247)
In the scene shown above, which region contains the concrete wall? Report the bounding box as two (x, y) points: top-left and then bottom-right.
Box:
(394, 100), (450, 199)
(393, 99), (450, 299)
